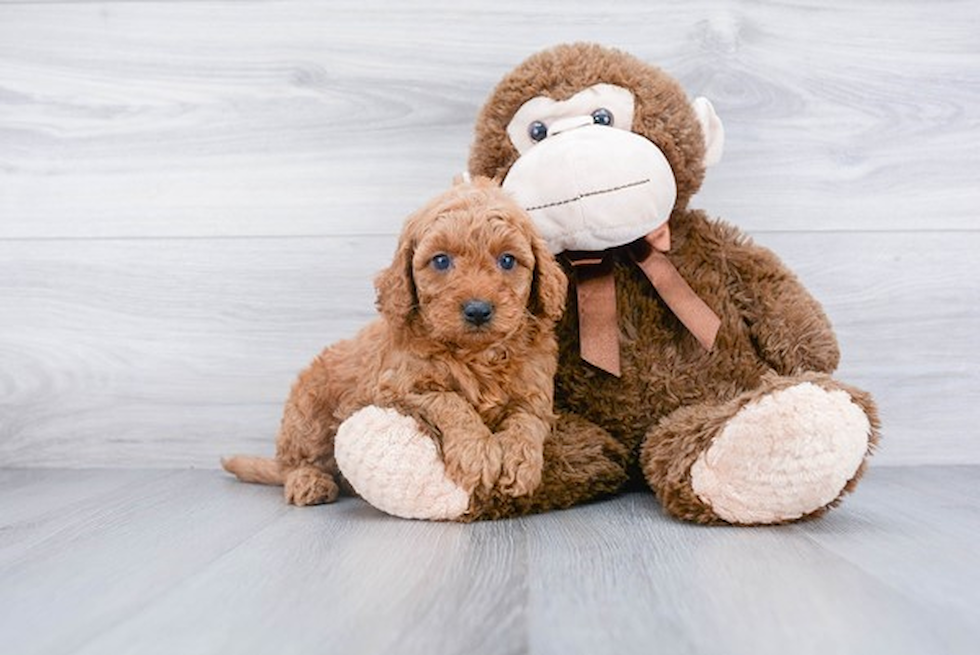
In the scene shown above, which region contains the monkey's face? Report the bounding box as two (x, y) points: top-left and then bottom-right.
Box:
(501, 83), (679, 254)
(470, 44), (724, 255)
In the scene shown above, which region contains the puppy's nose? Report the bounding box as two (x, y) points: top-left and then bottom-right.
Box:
(462, 300), (494, 326)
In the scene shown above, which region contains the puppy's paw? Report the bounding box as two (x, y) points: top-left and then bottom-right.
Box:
(443, 435), (503, 494)
(498, 441), (544, 497)
(284, 466), (339, 506)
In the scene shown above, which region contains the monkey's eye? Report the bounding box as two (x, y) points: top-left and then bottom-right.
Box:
(431, 254), (453, 271)
(497, 253), (517, 271)
(528, 121), (548, 142)
(592, 108), (614, 126)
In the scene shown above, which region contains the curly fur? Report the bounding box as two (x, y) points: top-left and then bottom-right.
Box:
(223, 177), (568, 505)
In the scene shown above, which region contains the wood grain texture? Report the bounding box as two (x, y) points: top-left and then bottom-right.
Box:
(1, 231), (977, 467)
(1, 0), (978, 468)
(793, 466), (980, 619)
(0, 466), (977, 655)
(0, 0), (976, 237)
(525, 489), (978, 655)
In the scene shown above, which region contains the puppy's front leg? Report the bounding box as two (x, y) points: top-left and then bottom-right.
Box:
(495, 411), (548, 497)
(396, 392), (502, 494)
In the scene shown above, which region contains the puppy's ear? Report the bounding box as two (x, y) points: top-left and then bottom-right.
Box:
(529, 231), (567, 323)
(375, 231), (417, 330)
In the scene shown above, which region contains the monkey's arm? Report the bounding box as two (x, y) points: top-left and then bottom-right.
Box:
(729, 237), (840, 375)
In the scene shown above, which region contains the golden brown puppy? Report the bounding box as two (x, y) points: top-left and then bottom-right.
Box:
(223, 177), (567, 506)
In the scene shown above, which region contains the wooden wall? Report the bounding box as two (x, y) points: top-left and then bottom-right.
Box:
(1, 0), (977, 468)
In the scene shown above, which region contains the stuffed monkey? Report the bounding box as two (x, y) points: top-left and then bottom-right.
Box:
(336, 43), (880, 525)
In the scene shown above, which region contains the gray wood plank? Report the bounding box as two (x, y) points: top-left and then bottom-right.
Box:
(73, 503), (528, 655)
(0, 1), (976, 238)
(0, 470), (181, 570)
(0, 236), (388, 468)
(793, 466), (980, 617)
(1, 467), (978, 655)
(525, 493), (977, 655)
(0, 468), (160, 546)
(0, 470), (289, 655)
(1, 231), (977, 468)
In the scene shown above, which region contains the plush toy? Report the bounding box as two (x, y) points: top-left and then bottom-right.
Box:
(336, 43), (880, 525)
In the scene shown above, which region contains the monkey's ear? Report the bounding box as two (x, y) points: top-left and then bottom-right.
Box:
(692, 97), (725, 167)
(375, 235), (418, 330)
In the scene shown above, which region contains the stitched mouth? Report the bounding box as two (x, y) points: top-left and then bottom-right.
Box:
(525, 178), (651, 212)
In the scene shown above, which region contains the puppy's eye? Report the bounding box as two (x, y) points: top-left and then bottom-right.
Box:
(528, 121), (548, 142)
(431, 254), (453, 271)
(497, 253), (517, 271)
(592, 108), (614, 126)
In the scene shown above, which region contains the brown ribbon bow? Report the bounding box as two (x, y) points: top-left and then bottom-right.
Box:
(566, 224), (721, 377)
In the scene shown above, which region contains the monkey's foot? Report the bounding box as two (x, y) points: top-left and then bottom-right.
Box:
(335, 406), (471, 521)
(690, 382), (872, 524)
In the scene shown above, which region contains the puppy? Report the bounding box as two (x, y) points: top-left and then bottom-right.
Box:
(223, 177), (567, 506)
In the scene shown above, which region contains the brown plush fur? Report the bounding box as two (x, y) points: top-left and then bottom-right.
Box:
(640, 372), (881, 524)
(464, 43), (881, 523)
(466, 413), (630, 521)
(223, 178), (568, 505)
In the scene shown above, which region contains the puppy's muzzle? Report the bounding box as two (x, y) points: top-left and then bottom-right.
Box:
(462, 300), (494, 327)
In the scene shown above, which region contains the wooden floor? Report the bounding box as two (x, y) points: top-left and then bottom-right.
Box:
(0, 466), (976, 655)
